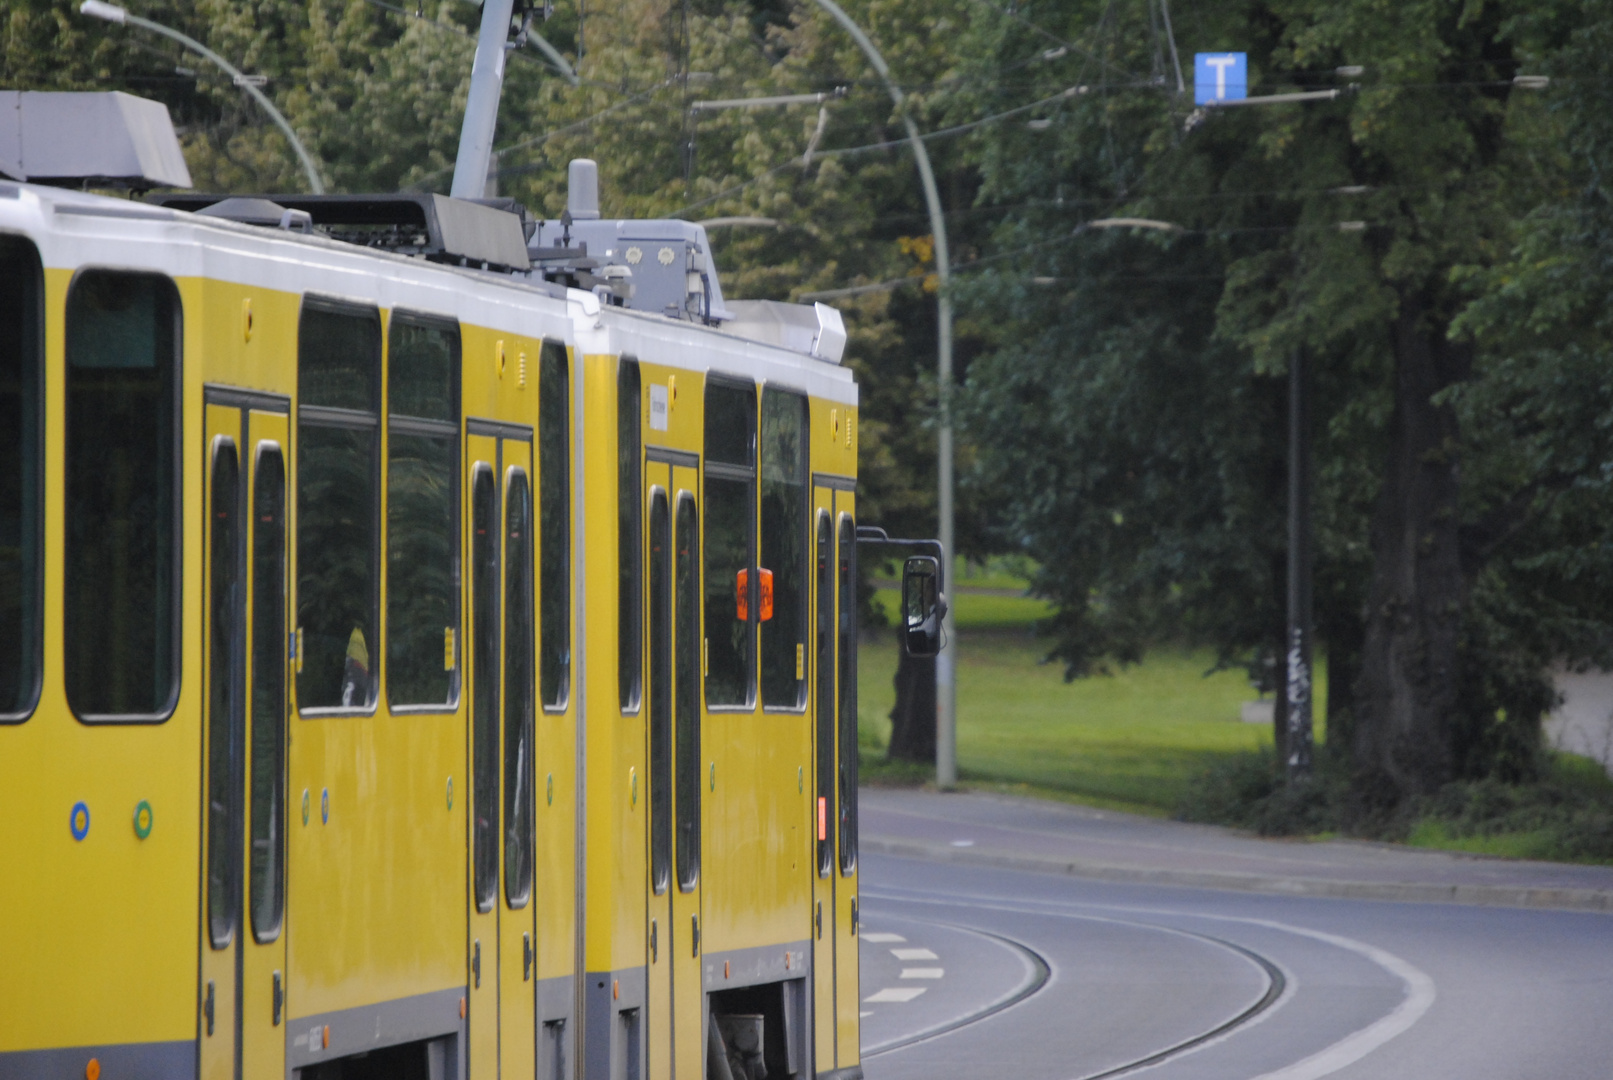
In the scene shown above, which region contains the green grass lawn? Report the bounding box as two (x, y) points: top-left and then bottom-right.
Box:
(859, 598), (1328, 815)
(862, 567), (1613, 863)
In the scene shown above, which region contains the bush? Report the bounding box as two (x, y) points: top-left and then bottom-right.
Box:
(1178, 747), (1613, 863)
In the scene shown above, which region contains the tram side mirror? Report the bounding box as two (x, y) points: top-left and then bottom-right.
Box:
(901, 556), (946, 657)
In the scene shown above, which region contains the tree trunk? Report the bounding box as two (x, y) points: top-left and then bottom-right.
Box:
(887, 643), (937, 764)
(1322, 600), (1362, 753)
(1352, 295), (1470, 803)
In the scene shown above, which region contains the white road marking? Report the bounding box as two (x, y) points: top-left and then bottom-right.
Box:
(1239, 922), (1434, 1080)
(890, 947), (939, 961)
(901, 967), (945, 979)
(861, 932), (907, 943)
(861, 1011), (874, 1017)
(950, 839), (975, 847)
(860, 887), (1436, 1080)
(865, 987), (928, 1003)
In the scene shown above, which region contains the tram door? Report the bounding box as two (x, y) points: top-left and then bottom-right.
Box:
(465, 432), (539, 1080)
(200, 400), (290, 1080)
(809, 487), (859, 1073)
(644, 460), (702, 1079)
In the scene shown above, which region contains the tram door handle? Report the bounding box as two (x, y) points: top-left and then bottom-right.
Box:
(203, 979), (215, 1035)
(523, 933), (533, 981)
(692, 914), (700, 957)
(472, 939), (482, 988)
(650, 919), (658, 963)
(815, 901), (822, 940)
(273, 970), (284, 1026)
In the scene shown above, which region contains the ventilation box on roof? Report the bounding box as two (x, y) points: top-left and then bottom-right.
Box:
(0, 91), (191, 189)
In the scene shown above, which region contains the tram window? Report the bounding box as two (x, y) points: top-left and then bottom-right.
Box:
(504, 471), (535, 908)
(704, 380), (756, 708)
(837, 515), (858, 875)
(250, 446), (286, 942)
(539, 341), (571, 709)
(207, 440), (242, 950)
(618, 358), (642, 712)
(297, 303), (380, 712)
(648, 490), (671, 895)
(64, 270), (179, 720)
(387, 318), (460, 708)
(388, 318), (457, 421)
(759, 389), (808, 709)
(814, 513), (833, 877)
(705, 382), (755, 468)
(299, 306), (375, 411)
(703, 476), (752, 706)
(471, 466), (499, 913)
(675, 494), (701, 891)
(0, 236), (41, 721)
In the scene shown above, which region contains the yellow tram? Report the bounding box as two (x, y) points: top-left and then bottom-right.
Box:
(0, 97), (923, 1080)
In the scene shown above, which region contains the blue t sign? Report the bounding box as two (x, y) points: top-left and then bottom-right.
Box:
(1194, 53), (1247, 105)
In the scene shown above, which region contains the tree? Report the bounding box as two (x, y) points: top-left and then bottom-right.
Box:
(959, 0), (1613, 813)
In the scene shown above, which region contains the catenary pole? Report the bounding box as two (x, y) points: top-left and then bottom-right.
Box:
(79, 0), (325, 193)
(809, 0), (957, 788)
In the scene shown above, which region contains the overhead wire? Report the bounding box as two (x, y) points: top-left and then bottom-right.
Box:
(405, 77), (677, 189)
(800, 217), (1382, 300)
(666, 80), (1145, 217)
(959, 0), (1138, 82)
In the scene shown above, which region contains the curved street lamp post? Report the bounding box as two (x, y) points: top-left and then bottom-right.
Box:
(79, 0), (326, 194)
(810, 0), (958, 787)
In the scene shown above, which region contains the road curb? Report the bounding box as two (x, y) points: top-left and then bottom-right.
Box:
(862, 835), (1613, 914)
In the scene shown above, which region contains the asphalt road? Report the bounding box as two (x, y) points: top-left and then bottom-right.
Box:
(858, 853), (1613, 1079)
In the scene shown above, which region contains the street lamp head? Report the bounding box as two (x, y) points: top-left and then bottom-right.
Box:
(79, 1), (127, 24)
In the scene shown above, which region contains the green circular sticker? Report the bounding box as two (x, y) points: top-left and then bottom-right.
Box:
(446, 776), (454, 810)
(301, 789), (310, 826)
(133, 800), (153, 840)
(546, 773), (554, 806)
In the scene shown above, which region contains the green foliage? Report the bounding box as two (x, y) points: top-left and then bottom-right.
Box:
(1177, 747), (1330, 835)
(955, 0), (1613, 799)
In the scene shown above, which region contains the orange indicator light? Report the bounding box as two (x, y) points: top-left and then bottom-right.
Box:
(758, 568), (774, 621)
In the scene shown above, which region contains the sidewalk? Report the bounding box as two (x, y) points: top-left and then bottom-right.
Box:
(860, 787), (1613, 913)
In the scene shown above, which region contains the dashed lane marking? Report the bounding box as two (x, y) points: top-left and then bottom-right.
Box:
(865, 987), (928, 1003)
(861, 932), (906, 943)
(890, 947), (939, 961)
(901, 968), (945, 979)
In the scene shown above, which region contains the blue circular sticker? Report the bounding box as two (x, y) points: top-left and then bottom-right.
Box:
(321, 788), (329, 825)
(69, 801), (90, 842)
